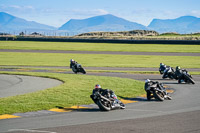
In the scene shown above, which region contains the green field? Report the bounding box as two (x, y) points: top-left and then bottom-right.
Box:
(0, 52), (199, 68)
(0, 41), (200, 53)
(0, 72), (144, 115)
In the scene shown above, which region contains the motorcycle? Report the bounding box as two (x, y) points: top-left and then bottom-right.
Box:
(90, 91), (125, 111)
(178, 70), (195, 84)
(162, 67), (178, 80)
(145, 81), (172, 101)
(71, 63), (86, 74)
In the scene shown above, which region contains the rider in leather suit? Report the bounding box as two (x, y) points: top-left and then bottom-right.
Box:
(70, 59), (78, 69)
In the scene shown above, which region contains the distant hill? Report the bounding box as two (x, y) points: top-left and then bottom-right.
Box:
(59, 14), (148, 33)
(77, 30), (159, 37)
(148, 16), (200, 33)
(0, 12), (56, 33)
(1, 12), (200, 35)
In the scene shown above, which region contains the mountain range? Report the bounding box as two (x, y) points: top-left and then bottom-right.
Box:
(148, 16), (200, 33)
(0, 12), (56, 33)
(59, 14), (148, 32)
(0, 12), (200, 34)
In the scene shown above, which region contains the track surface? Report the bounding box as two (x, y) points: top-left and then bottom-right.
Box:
(0, 72), (200, 133)
(0, 74), (62, 98)
(0, 49), (200, 133)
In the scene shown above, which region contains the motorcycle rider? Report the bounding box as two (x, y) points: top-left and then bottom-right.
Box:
(145, 79), (156, 100)
(159, 63), (171, 78)
(70, 59), (78, 70)
(159, 63), (168, 74)
(144, 79), (171, 100)
(175, 66), (185, 83)
(90, 84), (125, 109)
(91, 84), (114, 103)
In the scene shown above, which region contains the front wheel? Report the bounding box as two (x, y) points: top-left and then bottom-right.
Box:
(80, 68), (86, 74)
(184, 74), (195, 84)
(153, 90), (165, 101)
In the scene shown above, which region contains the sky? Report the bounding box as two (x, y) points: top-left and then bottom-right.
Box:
(0, 0), (200, 27)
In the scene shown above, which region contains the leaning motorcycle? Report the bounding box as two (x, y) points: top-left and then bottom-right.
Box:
(90, 91), (125, 111)
(178, 70), (195, 84)
(71, 64), (86, 74)
(145, 82), (172, 101)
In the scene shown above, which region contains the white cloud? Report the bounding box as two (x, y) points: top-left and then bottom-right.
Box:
(96, 9), (109, 14)
(190, 10), (200, 17)
(0, 4), (35, 11)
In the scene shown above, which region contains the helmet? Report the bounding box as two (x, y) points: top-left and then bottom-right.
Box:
(70, 59), (75, 63)
(160, 63), (165, 66)
(95, 84), (101, 89)
(176, 66), (181, 70)
(145, 79), (151, 83)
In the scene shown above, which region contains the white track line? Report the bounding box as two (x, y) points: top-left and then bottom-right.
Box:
(8, 129), (56, 133)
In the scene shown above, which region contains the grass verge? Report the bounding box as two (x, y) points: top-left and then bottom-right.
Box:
(0, 41), (200, 53)
(0, 71), (144, 115)
(0, 52), (200, 68)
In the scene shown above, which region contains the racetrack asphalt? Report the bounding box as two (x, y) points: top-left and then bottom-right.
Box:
(0, 50), (200, 133)
(0, 74), (62, 98)
(0, 71), (200, 133)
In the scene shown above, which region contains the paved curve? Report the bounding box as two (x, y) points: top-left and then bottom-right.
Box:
(0, 74), (63, 98)
(0, 72), (200, 133)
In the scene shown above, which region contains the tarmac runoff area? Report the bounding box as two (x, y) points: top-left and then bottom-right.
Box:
(0, 74), (63, 98)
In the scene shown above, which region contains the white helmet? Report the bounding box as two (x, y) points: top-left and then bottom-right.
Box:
(160, 63), (164, 66)
(70, 59), (74, 62)
(95, 84), (101, 89)
(145, 79), (151, 83)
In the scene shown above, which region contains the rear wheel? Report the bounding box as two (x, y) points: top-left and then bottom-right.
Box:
(153, 90), (165, 101)
(147, 91), (151, 101)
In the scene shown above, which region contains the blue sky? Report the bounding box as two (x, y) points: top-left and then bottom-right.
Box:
(1, 0), (200, 27)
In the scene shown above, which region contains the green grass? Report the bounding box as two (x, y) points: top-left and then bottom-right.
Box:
(0, 41), (200, 53)
(0, 71), (144, 115)
(0, 52), (200, 68)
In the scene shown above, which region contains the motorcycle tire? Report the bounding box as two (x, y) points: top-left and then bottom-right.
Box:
(97, 100), (111, 111)
(167, 96), (172, 100)
(153, 90), (165, 101)
(147, 91), (151, 101)
(80, 68), (86, 74)
(72, 69), (77, 74)
(184, 74), (195, 84)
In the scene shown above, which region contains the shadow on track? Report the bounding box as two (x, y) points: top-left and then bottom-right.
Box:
(118, 96), (150, 102)
(55, 106), (101, 112)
